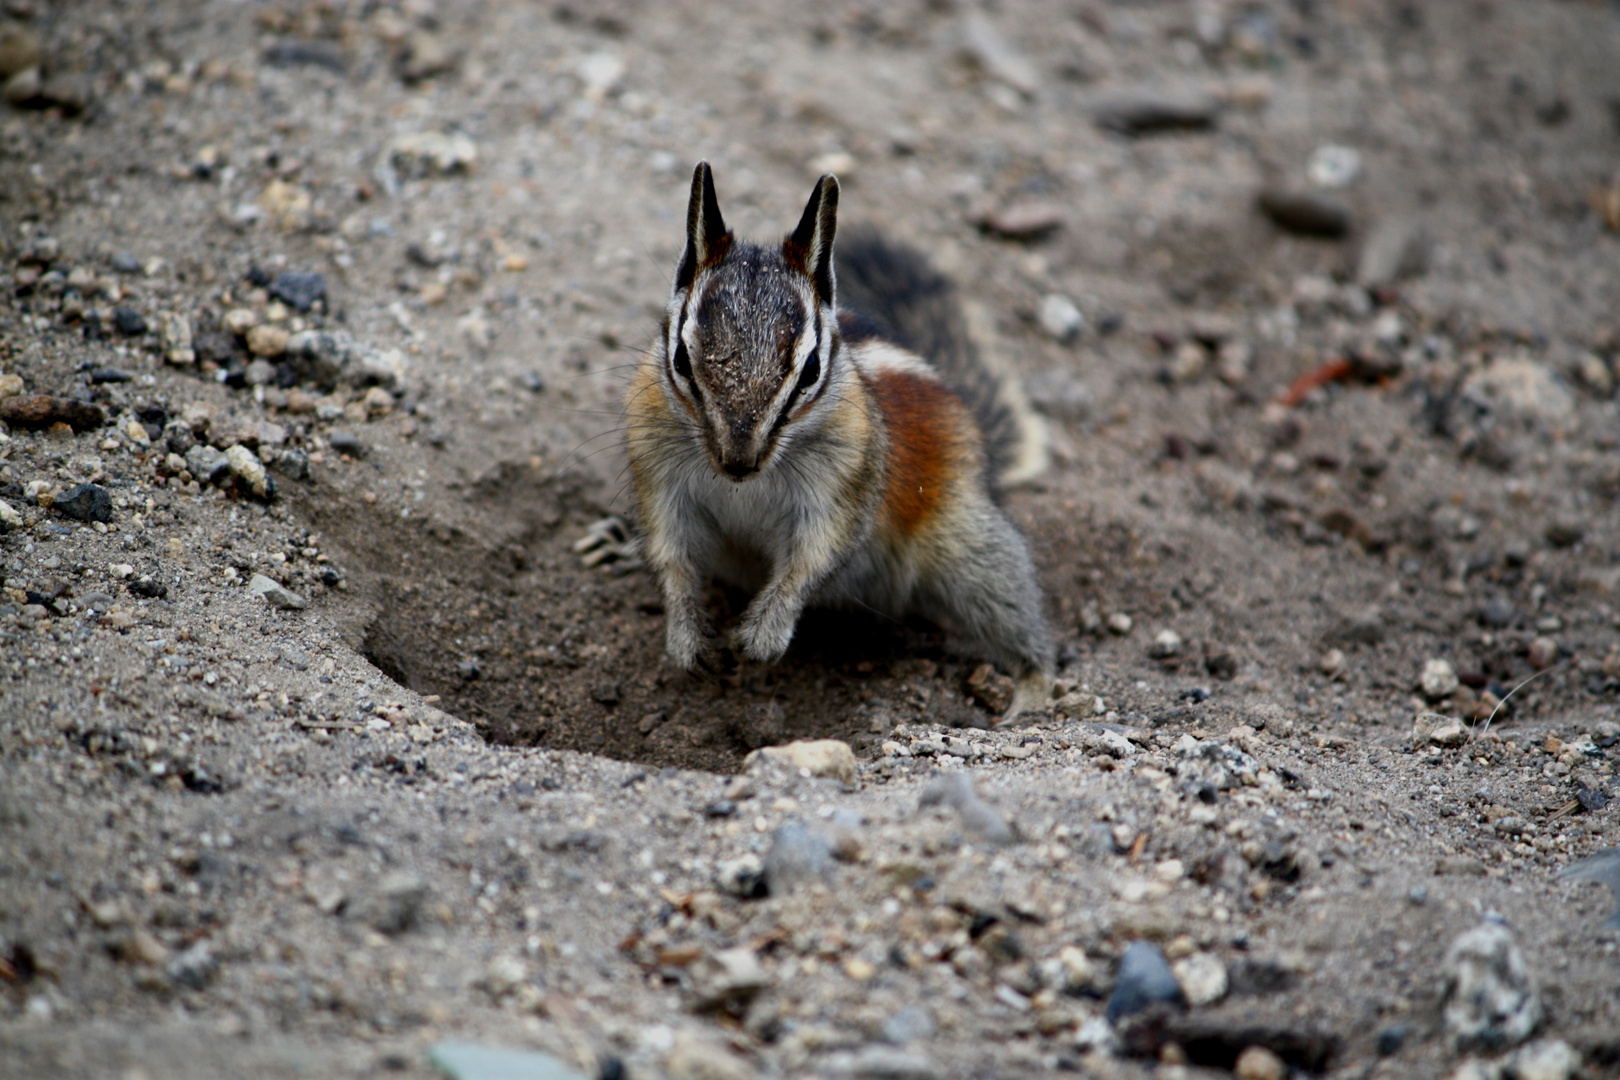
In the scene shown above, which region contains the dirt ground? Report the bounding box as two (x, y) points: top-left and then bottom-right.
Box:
(2, 1), (1620, 1077)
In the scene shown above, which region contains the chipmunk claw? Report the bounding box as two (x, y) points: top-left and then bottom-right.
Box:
(573, 516), (642, 575)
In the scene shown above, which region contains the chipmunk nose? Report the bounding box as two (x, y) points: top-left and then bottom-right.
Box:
(721, 459), (758, 480)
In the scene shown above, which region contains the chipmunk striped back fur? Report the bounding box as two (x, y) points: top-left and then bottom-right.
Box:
(624, 162), (1054, 717)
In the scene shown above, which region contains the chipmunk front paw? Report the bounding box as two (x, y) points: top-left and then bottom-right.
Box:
(997, 671), (1055, 726)
(736, 602), (798, 664)
(572, 516), (642, 575)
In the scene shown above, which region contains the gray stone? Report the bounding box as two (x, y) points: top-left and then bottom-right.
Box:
(918, 771), (1016, 846)
(1037, 294), (1085, 342)
(829, 1045), (940, 1080)
(1558, 846), (1620, 931)
(1108, 941), (1182, 1021)
(762, 821), (837, 894)
(184, 445), (232, 486)
(1357, 217), (1429, 288)
(274, 448), (311, 482)
(269, 271), (327, 312)
(960, 11), (1039, 98)
(427, 1041), (586, 1080)
(1442, 919), (1542, 1052)
(53, 484), (112, 523)
(165, 940), (216, 990)
(1421, 658), (1460, 699)
(348, 873), (428, 935)
(881, 1005), (937, 1045)
(248, 574), (307, 611)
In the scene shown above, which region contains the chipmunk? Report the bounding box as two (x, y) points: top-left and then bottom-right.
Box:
(615, 162), (1054, 718)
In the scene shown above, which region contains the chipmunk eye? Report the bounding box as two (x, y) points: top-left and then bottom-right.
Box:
(672, 339), (694, 381)
(793, 349), (820, 397)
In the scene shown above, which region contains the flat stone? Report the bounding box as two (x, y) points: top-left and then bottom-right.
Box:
(1094, 91), (1217, 135)
(248, 574), (307, 611)
(744, 738), (856, 782)
(427, 1041), (586, 1080)
(1257, 189), (1351, 238)
(0, 395), (105, 431)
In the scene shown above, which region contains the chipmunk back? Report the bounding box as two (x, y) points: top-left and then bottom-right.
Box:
(622, 162), (1054, 717)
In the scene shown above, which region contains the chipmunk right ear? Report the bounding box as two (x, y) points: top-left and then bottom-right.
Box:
(675, 161), (731, 293)
(785, 174), (839, 309)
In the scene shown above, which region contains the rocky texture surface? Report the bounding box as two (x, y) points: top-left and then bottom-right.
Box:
(2, 2), (1619, 1078)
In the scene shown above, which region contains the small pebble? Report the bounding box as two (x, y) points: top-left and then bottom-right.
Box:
(269, 271), (328, 312)
(1149, 629), (1182, 659)
(329, 431), (365, 457)
(980, 200), (1064, 240)
(1037, 294), (1084, 342)
(248, 573), (307, 611)
(1171, 952), (1228, 1007)
(1234, 1045), (1286, 1080)
(1107, 941), (1182, 1021)
(1257, 189), (1351, 238)
(110, 251), (141, 275)
(113, 307), (147, 335)
(1421, 658), (1459, 699)
(1307, 144), (1362, 188)
(1319, 648), (1346, 676)
(1526, 637), (1558, 670)
(246, 324), (290, 358)
(744, 739), (856, 783)
(1107, 612), (1133, 635)
(762, 821), (837, 894)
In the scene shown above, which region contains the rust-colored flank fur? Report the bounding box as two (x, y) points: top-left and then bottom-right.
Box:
(869, 368), (961, 538)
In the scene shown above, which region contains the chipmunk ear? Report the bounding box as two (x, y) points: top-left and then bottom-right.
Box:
(675, 161), (731, 294)
(785, 174), (839, 308)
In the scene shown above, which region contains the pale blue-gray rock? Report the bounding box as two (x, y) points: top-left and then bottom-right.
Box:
(1108, 941), (1183, 1021)
(428, 1041), (585, 1080)
(1558, 846), (1620, 930)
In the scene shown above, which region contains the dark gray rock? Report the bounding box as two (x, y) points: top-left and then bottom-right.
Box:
(273, 448), (310, 482)
(1094, 92), (1217, 135)
(1257, 189), (1352, 238)
(110, 251), (141, 275)
(53, 484), (112, 523)
(112, 307), (147, 335)
(269, 271), (327, 312)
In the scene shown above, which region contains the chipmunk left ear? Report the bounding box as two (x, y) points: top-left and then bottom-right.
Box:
(785, 174), (839, 309)
(676, 161), (731, 294)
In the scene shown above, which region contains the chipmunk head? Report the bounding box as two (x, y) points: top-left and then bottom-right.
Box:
(662, 162), (840, 482)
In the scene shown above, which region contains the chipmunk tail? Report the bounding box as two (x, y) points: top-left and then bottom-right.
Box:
(834, 228), (1049, 489)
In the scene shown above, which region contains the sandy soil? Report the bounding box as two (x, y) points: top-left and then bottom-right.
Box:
(2, 1), (1620, 1078)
